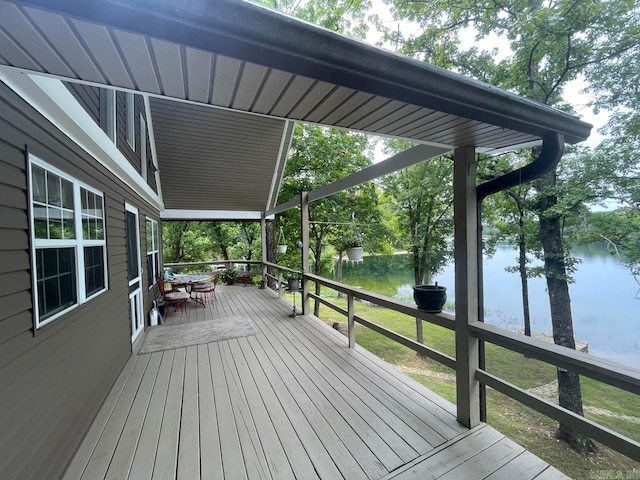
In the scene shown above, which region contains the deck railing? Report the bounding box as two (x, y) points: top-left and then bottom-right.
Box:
(164, 259), (263, 274)
(163, 259), (640, 460)
(295, 267), (639, 461)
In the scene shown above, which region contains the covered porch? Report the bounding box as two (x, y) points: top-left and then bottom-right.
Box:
(62, 285), (567, 480)
(0, 0), (637, 477)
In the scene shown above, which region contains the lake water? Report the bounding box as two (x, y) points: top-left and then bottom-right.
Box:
(335, 245), (640, 369)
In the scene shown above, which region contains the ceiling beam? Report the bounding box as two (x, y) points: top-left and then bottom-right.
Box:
(308, 144), (450, 203)
(161, 209), (271, 221)
(265, 144), (450, 216)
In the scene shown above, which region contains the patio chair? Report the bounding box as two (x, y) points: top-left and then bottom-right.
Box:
(192, 273), (218, 306)
(156, 278), (190, 314)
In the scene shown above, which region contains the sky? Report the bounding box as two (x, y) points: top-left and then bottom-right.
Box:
(365, 0), (609, 153)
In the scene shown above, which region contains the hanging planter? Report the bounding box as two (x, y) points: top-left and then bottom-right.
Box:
(276, 226), (287, 253)
(346, 246), (364, 261)
(413, 282), (447, 313)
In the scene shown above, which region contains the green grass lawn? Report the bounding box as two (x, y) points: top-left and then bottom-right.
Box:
(306, 293), (640, 479)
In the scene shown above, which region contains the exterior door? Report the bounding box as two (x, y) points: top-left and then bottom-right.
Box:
(125, 203), (144, 342)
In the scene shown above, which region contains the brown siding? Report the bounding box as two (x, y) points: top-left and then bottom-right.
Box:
(0, 81), (161, 480)
(116, 90), (137, 171)
(65, 83), (100, 125)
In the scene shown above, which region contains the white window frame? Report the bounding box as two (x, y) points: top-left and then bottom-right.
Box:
(140, 113), (147, 181)
(146, 217), (159, 290)
(125, 92), (135, 151)
(29, 155), (108, 328)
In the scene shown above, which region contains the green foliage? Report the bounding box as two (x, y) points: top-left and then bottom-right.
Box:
(382, 149), (454, 285)
(278, 124), (391, 275)
(579, 209), (640, 276)
(162, 221), (262, 265)
(254, 0), (375, 39)
(220, 269), (237, 284)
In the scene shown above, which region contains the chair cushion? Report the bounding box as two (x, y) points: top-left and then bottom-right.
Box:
(165, 292), (189, 301)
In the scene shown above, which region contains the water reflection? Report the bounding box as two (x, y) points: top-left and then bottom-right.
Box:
(334, 245), (640, 368)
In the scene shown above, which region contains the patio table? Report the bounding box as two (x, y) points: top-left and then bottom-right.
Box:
(169, 274), (213, 307)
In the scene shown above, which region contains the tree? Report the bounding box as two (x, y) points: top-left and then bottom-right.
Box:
(384, 0), (638, 453)
(256, 0), (374, 39)
(383, 145), (454, 285)
(162, 221), (212, 265)
(278, 124), (385, 314)
(485, 184), (541, 337)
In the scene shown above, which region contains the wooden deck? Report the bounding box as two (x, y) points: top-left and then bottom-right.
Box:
(62, 285), (570, 480)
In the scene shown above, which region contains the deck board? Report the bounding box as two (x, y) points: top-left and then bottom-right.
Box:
(62, 285), (572, 480)
(128, 350), (175, 480)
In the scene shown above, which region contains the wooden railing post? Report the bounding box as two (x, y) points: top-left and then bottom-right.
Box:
(416, 317), (424, 355)
(277, 269), (283, 299)
(347, 293), (355, 348)
(300, 191), (310, 314)
(261, 212), (267, 285)
(454, 145), (481, 429)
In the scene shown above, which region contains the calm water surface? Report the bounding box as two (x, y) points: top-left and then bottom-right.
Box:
(335, 245), (640, 369)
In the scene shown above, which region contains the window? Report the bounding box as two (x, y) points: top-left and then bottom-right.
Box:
(30, 156), (108, 327)
(140, 114), (147, 181)
(146, 218), (159, 288)
(100, 89), (116, 142)
(125, 92), (135, 150)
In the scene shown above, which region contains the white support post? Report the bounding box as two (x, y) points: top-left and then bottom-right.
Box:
(261, 212), (267, 285)
(454, 145), (481, 429)
(347, 293), (355, 348)
(278, 270), (283, 299)
(300, 191), (310, 315)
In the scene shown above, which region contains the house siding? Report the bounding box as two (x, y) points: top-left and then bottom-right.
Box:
(0, 81), (160, 480)
(65, 83), (100, 125)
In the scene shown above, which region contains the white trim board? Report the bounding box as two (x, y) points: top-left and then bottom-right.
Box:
(0, 67), (164, 211)
(161, 209), (273, 221)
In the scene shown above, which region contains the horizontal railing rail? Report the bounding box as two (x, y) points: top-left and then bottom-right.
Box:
(165, 259), (262, 271)
(305, 272), (456, 370)
(470, 322), (640, 395)
(293, 269), (639, 462)
(476, 370), (640, 460)
(263, 261), (302, 298)
(306, 273), (456, 331)
(164, 259), (639, 461)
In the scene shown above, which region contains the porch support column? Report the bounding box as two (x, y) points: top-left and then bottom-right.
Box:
(300, 191), (310, 314)
(454, 145), (481, 428)
(261, 212), (267, 285)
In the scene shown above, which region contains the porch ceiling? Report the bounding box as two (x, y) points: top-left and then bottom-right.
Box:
(151, 98), (294, 212)
(0, 0), (592, 215)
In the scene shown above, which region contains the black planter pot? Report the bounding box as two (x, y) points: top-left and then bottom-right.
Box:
(287, 278), (301, 291)
(413, 284), (447, 312)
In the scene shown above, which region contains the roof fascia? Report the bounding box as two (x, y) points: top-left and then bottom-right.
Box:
(11, 0), (592, 144)
(0, 66), (164, 210)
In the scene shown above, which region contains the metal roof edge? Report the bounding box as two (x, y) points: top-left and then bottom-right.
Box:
(12, 0), (592, 144)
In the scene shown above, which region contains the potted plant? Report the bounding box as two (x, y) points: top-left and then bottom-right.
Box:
(413, 282), (447, 313)
(284, 272), (301, 291)
(220, 269), (237, 285)
(277, 225), (287, 253)
(344, 232), (364, 261)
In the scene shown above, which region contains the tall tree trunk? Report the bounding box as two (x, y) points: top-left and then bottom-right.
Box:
(537, 171), (595, 454)
(413, 245), (421, 285)
(517, 209), (532, 337)
(173, 221), (190, 263)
